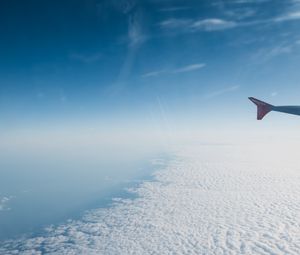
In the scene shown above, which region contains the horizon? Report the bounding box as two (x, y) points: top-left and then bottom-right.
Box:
(1, 1), (300, 254)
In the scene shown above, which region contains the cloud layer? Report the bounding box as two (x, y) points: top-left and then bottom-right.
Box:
(2, 142), (300, 254)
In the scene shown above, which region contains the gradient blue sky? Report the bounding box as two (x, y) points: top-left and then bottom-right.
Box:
(3, 0), (300, 243)
(1, 0), (300, 143)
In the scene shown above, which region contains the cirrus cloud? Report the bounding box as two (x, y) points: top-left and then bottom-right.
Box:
(191, 19), (237, 31)
(142, 63), (206, 78)
(160, 18), (237, 32)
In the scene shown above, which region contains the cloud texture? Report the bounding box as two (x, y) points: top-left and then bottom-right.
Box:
(1, 142), (300, 254)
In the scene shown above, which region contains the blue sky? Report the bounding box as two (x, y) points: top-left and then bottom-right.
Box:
(1, 0), (300, 142)
(3, 0), (300, 244)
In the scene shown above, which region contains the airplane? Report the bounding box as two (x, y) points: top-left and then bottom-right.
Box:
(249, 97), (300, 120)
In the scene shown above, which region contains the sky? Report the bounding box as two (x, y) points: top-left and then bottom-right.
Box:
(1, 0), (300, 150)
(2, 0), (300, 247)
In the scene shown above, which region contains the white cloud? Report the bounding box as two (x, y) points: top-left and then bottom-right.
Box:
(223, 8), (257, 20)
(231, 0), (270, 3)
(2, 142), (300, 254)
(252, 43), (294, 62)
(204, 85), (240, 98)
(160, 1), (300, 35)
(0, 196), (13, 211)
(267, 44), (293, 55)
(142, 63), (206, 78)
(159, 6), (191, 12)
(141, 70), (167, 78)
(271, 91), (278, 97)
(191, 19), (237, 31)
(172, 63), (206, 73)
(274, 11), (300, 22)
(160, 18), (237, 32)
(128, 10), (146, 47)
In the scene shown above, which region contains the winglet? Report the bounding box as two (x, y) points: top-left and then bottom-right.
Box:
(249, 97), (273, 120)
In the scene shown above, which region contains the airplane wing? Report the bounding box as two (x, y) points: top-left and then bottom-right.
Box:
(249, 97), (273, 120)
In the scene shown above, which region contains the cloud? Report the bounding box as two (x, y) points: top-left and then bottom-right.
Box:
(0, 196), (13, 211)
(230, 0), (270, 3)
(160, 2), (300, 61)
(271, 91), (278, 97)
(142, 63), (206, 78)
(141, 70), (167, 78)
(252, 43), (295, 62)
(109, 0), (146, 48)
(2, 143), (300, 254)
(160, 1), (300, 35)
(204, 85), (240, 98)
(268, 44), (293, 56)
(160, 18), (238, 32)
(224, 8), (257, 20)
(274, 11), (300, 22)
(172, 63), (206, 73)
(159, 6), (191, 12)
(191, 19), (237, 31)
(128, 10), (146, 47)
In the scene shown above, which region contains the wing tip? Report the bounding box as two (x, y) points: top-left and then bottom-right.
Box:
(248, 97), (273, 120)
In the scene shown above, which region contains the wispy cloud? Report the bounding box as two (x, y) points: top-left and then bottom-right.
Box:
(222, 0), (300, 24)
(111, 0), (146, 48)
(160, 0), (300, 35)
(204, 85), (240, 99)
(274, 11), (300, 22)
(0, 196), (13, 211)
(128, 10), (146, 47)
(252, 42), (295, 62)
(160, 18), (237, 32)
(172, 63), (206, 73)
(142, 63), (206, 78)
(159, 6), (191, 12)
(271, 91), (278, 97)
(191, 19), (237, 31)
(230, 0), (270, 3)
(267, 44), (293, 56)
(142, 70), (167, 78)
